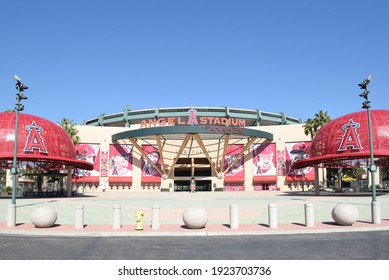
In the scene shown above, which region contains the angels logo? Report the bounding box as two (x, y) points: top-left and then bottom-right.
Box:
(187, 107), (198, 126)
(23, 121), (48, 154)
(338, 119), (363, 151)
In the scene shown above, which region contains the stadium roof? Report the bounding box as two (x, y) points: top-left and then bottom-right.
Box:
(83, 106), (303, 127)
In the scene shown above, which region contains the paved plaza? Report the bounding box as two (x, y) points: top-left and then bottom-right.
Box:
(1, 190), (389, 236)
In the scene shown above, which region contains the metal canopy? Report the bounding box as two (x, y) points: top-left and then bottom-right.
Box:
(112, 125), (273, 141)
(112, 125), (274, 179)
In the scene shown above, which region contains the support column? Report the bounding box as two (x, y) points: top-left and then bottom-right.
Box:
(314, 164), (320, 196)
(67, 166), (72, 197)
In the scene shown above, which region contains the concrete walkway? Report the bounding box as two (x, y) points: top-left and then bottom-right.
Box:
(1, 190), (389, 236)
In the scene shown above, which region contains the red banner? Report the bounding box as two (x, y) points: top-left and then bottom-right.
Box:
(141, 145), (161, 182)
(109, 144), (133, 177)
(72, 143), (101, 183)
(253, 143), (277, 176)
(74, 143), (101, 177)
(224, 144), (244, 181)
(277, 150), (286, 176)
(101, 151), (108, 177)
(285, 142), (314, 181)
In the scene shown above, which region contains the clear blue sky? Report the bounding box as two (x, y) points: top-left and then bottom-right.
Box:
(1, 0), (388, 124)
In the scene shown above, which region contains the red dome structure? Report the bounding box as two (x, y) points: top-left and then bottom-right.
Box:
(0, 112), (93, 170)
(294, 110), (389, 169)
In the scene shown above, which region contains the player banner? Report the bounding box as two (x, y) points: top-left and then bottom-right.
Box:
(224, 144), (244, 191)
(224, 144), (244, 177)
(285, 142), (314, 181)
(141, 145), (162, 182)
(109, 144), (133, 177)
(73, 143), (101, 183)
(253, 143), (276, 176)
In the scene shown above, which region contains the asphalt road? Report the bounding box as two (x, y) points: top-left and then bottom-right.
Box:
(0, 231), (388, 260)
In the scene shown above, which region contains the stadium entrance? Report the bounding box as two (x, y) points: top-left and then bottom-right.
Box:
(173, 180), (212, 192)
(173, 157), (212, 191)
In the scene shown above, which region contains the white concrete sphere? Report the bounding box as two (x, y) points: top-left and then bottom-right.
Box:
(331, 203), (358, 226)
(182, 207), (208, 229)
(31, 206), (58, 228)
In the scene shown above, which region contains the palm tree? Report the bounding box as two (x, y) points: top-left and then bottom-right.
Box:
(303, 118), (317, 140)
(303, 111), (331, 139)
(303, 111), (331, 195)
(58, 118), (80, 145)
(314, 110), (331, 130)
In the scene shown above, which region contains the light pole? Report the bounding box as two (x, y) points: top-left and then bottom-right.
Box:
(10, 75), (28, 205)
(358, 74), (380, 224)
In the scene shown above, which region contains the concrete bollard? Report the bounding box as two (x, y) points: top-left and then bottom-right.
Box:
(7, 204), (16, 227)
(304, 203), (314, 227)
(268, 204), (277, 229)
(372, 201), (381, 225)
(151, 204), (160, 229)
(112, 204), (121, 230)
(75, 205), (84, 229)
(229, 204), (239, 229)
